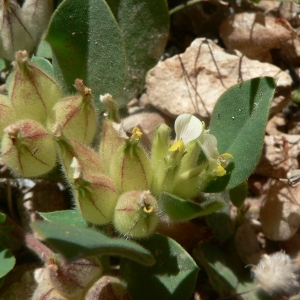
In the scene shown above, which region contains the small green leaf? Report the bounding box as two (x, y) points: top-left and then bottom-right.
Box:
(0, 58), (10, 72)
(106, 0), (169, 104)
(0, 277), (4, 288)
(209, 77), (277, 190)
(206, 192), (233, 242)
(120, 234), (199, 300)
(45, 0), (125, 102)
(160, 192), (223, 221)
(38, 210), (88, 228)
(237, 281), (274, 300)
(193, 243), (238, 297)
(229, 181), (248, 208)
(36, 40), (52, 59)
(0, 246), (15, 278)
(31, 221), (154, 266)
(0, 213), (6, 224)
(31, 56), (54, 78)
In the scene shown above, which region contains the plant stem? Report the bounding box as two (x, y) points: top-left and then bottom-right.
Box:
(169, 0), (203, 16)
(3, 211), (54, 262)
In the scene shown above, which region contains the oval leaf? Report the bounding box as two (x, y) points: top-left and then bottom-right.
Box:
(31, 221), (154, 266)
(209, 77), (277, 190)
(0, 246), (15, 278)
(106, 0), (169, 104)
(0, 213), (6, 224)
(193, 243), (238, 297)
(38, 210), (88, 228)
(229, 181), (248, 208)
(160, 192), (224, 221)
(45, 0), (125, 102)
(120, 234), (199, 300)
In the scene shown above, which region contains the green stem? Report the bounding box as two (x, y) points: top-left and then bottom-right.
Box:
(169, 0), (203, 16)
(3, 211), (54, 262)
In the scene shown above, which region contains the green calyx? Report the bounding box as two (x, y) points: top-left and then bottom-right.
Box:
(113, 190), (159, 238)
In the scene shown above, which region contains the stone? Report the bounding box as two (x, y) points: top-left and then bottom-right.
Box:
(256, 134), (300, 179)
(144, 38), (291, 120)
(260, 179), (300, 241)
(219, 12), (293, 61)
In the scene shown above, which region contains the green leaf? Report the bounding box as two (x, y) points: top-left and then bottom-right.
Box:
(193, 243), (238, 297)
(0, 213), (6, 224)
(229, 181), (248, 208)
(106, 0), (169, 104)
(31, 221), (154, 266)
(0, 58), (10, 72)
(209, 77), (277, 190)
(36, 40), (52, 59)
(45, 0), (125, 102)
(38, 210), (88, 228)
(237, 281), (274, 300)
(0, 277), (4, 288)
(0, 246), (15, 278)
(31, 56), (54, 78)
(160, 192), (223, 221)
(206, 192), (233, 242)
(120, 234), (199, 300)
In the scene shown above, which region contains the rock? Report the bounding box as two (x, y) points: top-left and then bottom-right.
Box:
(219, 12), (293, 61)
(235, 222), (264, 265)
(256, 134), (300, 179)
(260, 179), (300, 241)
(122, 111), (172, 149)
(144, 38), (291, 120)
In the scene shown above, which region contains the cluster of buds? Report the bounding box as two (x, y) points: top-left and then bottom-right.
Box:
(72, 95), (232, 239)
(0, 51), (97, 178)
(0, 51), (232, 240)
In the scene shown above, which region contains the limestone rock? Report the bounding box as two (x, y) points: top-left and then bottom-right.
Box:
(260, 179), (300, 241)
(219, 12), (293, 61)
(256, 134), (300, 179)
(144, 38), (291, 120)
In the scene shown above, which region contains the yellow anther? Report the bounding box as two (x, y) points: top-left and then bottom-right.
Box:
(132, 127), (143, 140)
(143, 205), (154, 214)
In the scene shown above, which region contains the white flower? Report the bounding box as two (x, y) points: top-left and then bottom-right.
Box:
(198, 133), (232, 176)
(169, 114), (203, 153)
(174, 113), (203, 145)
(251, 252), (299, 295)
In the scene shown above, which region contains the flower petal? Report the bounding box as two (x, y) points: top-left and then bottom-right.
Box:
(174, 114), (202, 145)
(198, 134), (219, 161)
(216, 165), (226, 176)
(169, 140), (184, 153)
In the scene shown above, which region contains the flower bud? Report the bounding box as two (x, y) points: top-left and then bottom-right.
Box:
(1, 119), (57, 177)
(54, 132), (102, 184)
(113, 190), (159, 238)
(0, 94), (15, 142)
(0, 1), (35, 61)
(150, 124), (170, 195)
(110, 128), (152, 192)
(9, 51), (62, 123)
(98, 119), (127, 175)
(170, 140), (205, 198)
(49, 79), (97, 145)
(85, 276), (130, 300)
(48, 257), (103, 299)
(22, 0), (54, 44)
(72, 166), (119, 225)
(32, 269), (69, 300)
